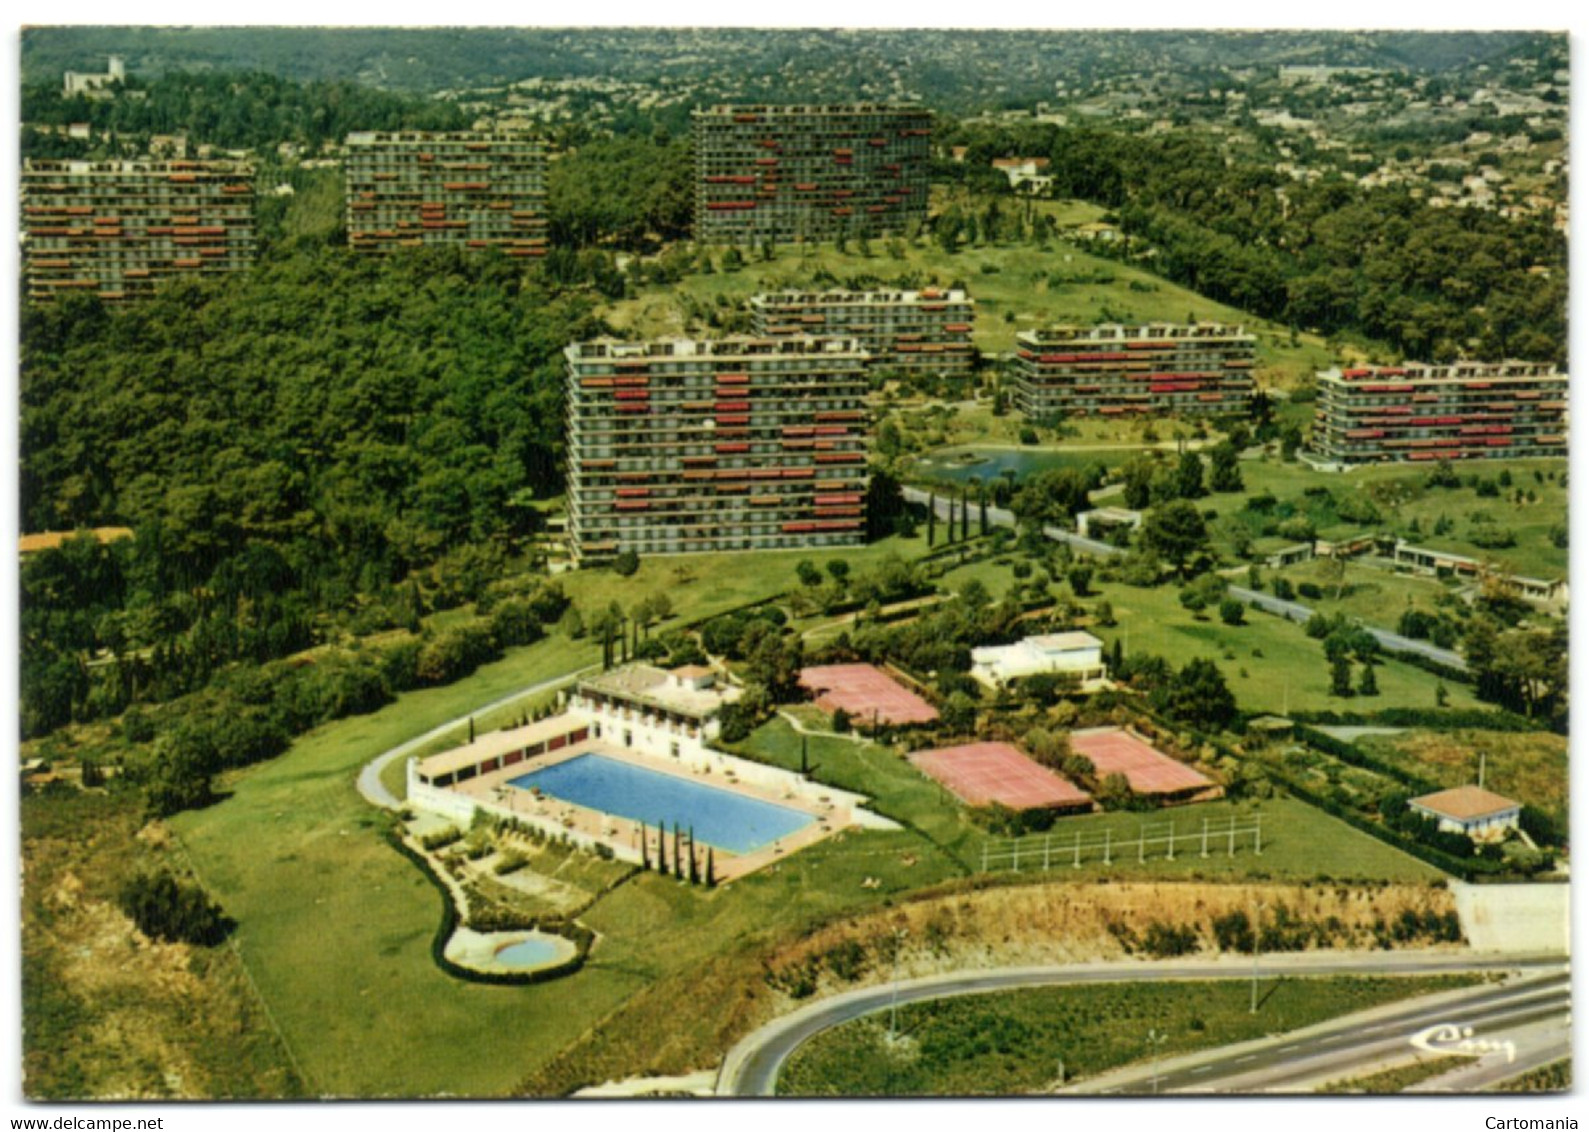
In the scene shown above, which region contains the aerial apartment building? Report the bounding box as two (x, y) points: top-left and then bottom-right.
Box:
(693, 104), (931, 244)
(565, 337), (870, 561)
(748, 288), (975, 378)
(21, 158), (256, 303)
(344, 130), (547, 255)
(1309, 361), (1568, 466)
(1009, 322), (1257, 418)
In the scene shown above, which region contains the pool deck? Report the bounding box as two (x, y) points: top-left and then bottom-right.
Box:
(446, 741), (854, 882)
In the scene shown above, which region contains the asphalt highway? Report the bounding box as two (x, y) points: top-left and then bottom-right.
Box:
(716, 950), (1566, 1096)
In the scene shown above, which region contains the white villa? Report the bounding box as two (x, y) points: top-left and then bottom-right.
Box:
(1408, 785), (1523, 842)
(970, 631), (1108, 691)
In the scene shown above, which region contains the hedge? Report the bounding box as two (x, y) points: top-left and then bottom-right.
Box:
(1293, 725), (1441, 794)
(383, 830), (594, 987)
(1292, 706), (1540, 733)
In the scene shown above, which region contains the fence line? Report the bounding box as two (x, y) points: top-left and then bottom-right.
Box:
(980, 812), (1264, 873)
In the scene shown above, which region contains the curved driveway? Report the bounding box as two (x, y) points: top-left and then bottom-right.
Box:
(716, 949), (1564, 1096)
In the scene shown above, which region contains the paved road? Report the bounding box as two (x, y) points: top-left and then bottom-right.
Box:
(900, 485), (1468, 672)
(355, 663), (601, 809)
(1084, 970), (1569, 1094)
(715, 949), (1565, 1096)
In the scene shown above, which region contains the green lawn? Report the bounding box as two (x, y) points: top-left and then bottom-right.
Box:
(928, 553), (1481, 717)
(733, 719), (1439, 884)
(1354, 729), (1568, 829)
(777, 975), (1481, 1095)
(604, 223), (1330, 387)
(1217, 456), (1568, 578)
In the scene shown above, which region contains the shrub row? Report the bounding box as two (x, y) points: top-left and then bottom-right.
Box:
(1291, 706), (1539, 732)
(1293, 725), (1441, 794)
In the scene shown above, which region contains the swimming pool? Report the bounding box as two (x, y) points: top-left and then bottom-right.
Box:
(508, 753), (814, 854)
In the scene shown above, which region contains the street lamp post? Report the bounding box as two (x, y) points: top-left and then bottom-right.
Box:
(888, 927), (909, 1043)
(1250, 901), (1267, 1014)
(1147, 1027), (1167, 1095)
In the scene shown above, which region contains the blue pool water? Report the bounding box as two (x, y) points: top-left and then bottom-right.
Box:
(508, 754), (813, 854)
(494, 935), (567, 969)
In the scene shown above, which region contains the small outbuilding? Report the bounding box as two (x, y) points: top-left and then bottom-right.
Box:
(1408, 785), (1522, 841)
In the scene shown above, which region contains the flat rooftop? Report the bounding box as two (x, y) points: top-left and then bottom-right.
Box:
(577, 663), (740, 719)
(416, 714), (591, 779)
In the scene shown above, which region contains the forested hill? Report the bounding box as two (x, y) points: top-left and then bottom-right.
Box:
(22, 27), (1547, 104)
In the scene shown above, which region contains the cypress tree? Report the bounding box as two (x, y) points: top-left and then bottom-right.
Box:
(927, 493), (936, 546)
(800, 734), (809, 776)
(705, 847), (716, 887)
(468, 717), (475, 743)
(688, 827), (698, 884)
(640, 823), (650, 870)
(979, 485), (989, 536)
(657, 825), (668, 876)
(672, 822), (682, 877)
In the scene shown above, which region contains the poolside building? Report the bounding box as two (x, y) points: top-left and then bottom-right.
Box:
(565, 336), (871, 561)
(22, 158), (256, 302)
(693, 103), (931, 244)
(405, 662), (883, 876)
(1010, 323), (1256, 418)
(969, 632), (1108, 691)
(343, 130), (547, 256)
(1309, 361), (1568, 466)
(748, 288), (975, 379)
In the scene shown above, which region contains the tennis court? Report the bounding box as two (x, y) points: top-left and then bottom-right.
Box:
(1070, 727), (1214, 796)
(908, 741), (1093, 811)
(798, 663), (940, 726)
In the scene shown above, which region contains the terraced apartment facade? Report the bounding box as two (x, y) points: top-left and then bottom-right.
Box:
(748, 288), (975, 378)
(21, 159), (255, 302)
(1310, 361), (1568, 465)
(693, 104), (931, 244)
(344, 130), (547, 256)
(565, 337), (870, 561)
(1010, 323), (1256, 418)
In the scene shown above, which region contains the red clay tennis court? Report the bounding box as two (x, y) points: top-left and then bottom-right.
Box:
(799, 664), (940, 726)
(908, 742), (1092, 811)
(1070, 727), (1213, 796)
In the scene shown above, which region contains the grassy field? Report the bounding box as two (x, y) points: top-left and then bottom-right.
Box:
(777, 975), (1481, 1095)
(1354, 729), (1568, 828)
(734, 719), (1440, 884)
(927, 551), (1482, 717)
(22, 788), (304, 1100)
(604, 220), (1331, 387)
(1214, 455), (1569, 578)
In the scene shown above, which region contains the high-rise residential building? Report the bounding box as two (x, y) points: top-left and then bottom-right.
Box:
(344, 130), (547, 256)
(1309, 361), (1567, 465)
(21, 158), (256, 303)
(692, 104), (930, 244)
(749, 288), (976, 379)
(565, 337), (870, 560)
(1010, 323), (1256, 418)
